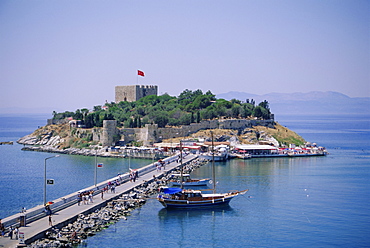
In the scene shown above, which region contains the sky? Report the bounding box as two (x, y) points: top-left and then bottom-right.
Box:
(0, 0), (369, 113)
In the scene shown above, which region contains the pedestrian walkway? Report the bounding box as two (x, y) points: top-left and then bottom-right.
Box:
(0, 154), (197, 248)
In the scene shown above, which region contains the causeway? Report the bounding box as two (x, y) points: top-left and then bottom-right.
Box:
(0, 154), (197, 248)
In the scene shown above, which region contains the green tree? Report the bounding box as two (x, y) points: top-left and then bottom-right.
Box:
(258, 100), (270, 110)
(154, 113), (169, 128)
(231, 105), (240, 118)
(93, 105), (102, 112)
(179, 113), (192, 125)
(81, 108), (89, 124)
(85, 113), (95, 128)
(253, 106), (264, 118)
(74, 109), (83, 120)
(196, 111), (201, 123)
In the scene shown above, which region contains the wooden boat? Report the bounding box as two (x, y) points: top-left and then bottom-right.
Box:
(157, 132), (248, 209)
(167, 173), (211, 187)
(157, 187), (248, 208)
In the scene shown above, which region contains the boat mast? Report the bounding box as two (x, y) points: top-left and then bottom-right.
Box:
(211, 131), (216, 194)
(180, 140), (183, 189)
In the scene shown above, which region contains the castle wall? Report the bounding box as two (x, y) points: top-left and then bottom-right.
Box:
(101, 120), (118, 146)
(47, 119), (68, 125)
(116, 119), (274, 146)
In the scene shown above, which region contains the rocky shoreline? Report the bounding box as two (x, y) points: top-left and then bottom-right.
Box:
(20, 146), (125, 158)
(17, 133), (120, 157)
(27, 158), (208, 248)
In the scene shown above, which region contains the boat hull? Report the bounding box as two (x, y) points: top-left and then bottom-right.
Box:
(199, 154), (228, 161)
(158, 195), (234, 208)
(168, 180), (210, 188)
(234, 154), (251, 159)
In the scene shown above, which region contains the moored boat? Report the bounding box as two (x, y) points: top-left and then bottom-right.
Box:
(167, 173), (211, 187)
(199, 152), (229, 161)
(157, 132), (248, 209)
(157, 187), (248, 208)
(199, 144), (230, 161)
(233, 153), (252, 159)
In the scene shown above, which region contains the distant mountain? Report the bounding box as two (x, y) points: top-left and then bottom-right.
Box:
(216, 91), (369, 115)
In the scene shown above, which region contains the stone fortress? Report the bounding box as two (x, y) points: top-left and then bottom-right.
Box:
(101, 118), (274, 147)
(47, 85), (274, 147)
(115, 85), (158, 102)
(97, 85), (274, 147)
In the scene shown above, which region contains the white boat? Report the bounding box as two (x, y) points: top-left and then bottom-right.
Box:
(200, 145), (230, 161)
(199, 152), (228, 161)
(167, 173), (211, 187)
(234, 153), (252, 159)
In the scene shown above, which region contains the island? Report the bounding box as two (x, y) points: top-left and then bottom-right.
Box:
(17, 87), (326, 158)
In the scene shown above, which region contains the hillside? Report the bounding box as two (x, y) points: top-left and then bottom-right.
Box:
(51, 89), (272, 129)
(17, 89), (309, 152)
(19, 119), (306, 153)
(162, 122), (305, 147)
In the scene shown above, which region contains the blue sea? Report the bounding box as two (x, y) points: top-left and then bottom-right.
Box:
(0, 113), (369, 247)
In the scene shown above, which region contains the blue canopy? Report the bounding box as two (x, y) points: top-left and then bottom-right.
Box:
(163, 188), (182, 194)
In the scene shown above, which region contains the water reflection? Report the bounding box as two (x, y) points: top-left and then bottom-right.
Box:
(157, 205), (237, 247)
(157, 205), (235, 221)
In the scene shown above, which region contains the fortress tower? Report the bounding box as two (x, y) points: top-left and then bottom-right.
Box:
(115, 85), (158, 103)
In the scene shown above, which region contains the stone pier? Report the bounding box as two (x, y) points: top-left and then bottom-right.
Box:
(0, 154), (198, 248)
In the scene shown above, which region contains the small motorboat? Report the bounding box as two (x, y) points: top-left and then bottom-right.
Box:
(167, 173), (211, 187)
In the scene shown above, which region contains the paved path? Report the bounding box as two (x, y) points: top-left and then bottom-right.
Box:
(0, 154), (197, 248)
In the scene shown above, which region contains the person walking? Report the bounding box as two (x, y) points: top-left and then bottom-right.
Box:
(48, 215), (53, 226)
(0, 219), (4, 237)
(9, 227), (13, 239)
(14, 227), (19, 240)
(77, 193), (82, 206)
(89, 191), (93, 203)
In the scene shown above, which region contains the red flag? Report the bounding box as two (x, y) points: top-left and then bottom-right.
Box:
(137, 70), (145, 77)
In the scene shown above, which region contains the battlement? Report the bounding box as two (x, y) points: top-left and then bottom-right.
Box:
(115, 85), (158, 102)
(138, 85), (156, 89)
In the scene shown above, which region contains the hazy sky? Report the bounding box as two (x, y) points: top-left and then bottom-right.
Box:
(1, 0), (369, 113)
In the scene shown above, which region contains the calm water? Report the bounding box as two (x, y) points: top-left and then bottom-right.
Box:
(0, 114), (152, 217)
(0, 114), (369, 247)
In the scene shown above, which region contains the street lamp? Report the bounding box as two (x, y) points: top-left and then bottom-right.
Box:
(44, 155), (60, 205)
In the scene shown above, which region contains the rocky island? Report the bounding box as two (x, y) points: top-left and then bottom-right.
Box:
(17, 87), (312, 158)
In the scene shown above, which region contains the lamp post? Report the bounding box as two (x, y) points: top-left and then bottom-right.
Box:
(44, 155), (60, 205)
(94, 149), (97, 186)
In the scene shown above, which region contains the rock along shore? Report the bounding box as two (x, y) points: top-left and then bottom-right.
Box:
(0, 154), (208, 248)
(28, 156), (207, 248)
(20, 146), (124, 158)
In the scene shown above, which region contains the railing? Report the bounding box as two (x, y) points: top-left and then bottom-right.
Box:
(0, 154), (186, 233)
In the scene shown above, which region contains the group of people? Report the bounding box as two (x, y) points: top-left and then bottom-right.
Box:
(0, 218), (19, 240)
(129, 169), (139, 182)
(156, 159), (167, 171)
(105, 180), (120, 193)
(77, 179), (123, 206)
(77, 190), (95, 206)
